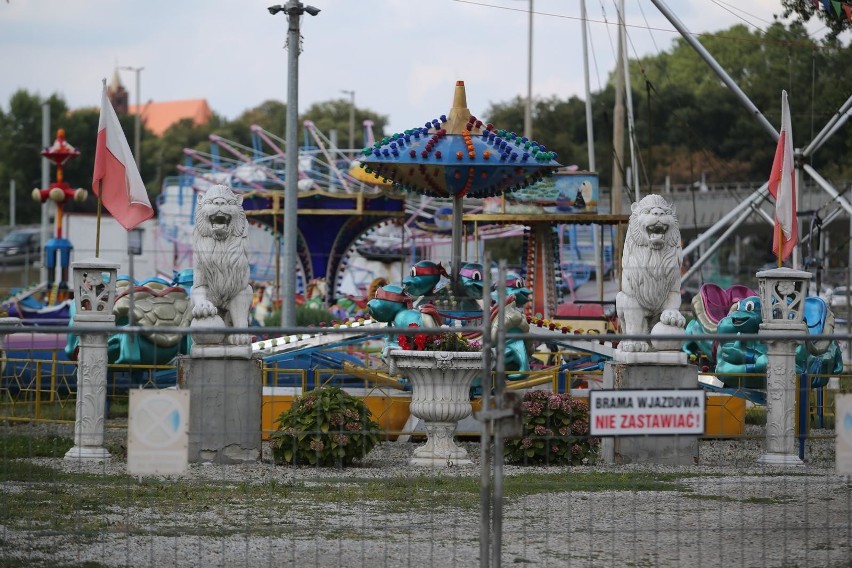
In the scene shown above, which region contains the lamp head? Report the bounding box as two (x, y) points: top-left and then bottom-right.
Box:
(267, 4), (284, 15)
(304, 5), (320, 16)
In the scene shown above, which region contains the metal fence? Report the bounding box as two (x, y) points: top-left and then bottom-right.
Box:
(1, 320), (852, 567)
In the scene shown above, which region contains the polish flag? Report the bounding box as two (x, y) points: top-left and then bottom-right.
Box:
(92, 83), (154, 230)
(767, 90), (797, 263)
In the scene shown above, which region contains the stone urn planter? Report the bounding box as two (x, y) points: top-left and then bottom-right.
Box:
(387, 349), (491, 466)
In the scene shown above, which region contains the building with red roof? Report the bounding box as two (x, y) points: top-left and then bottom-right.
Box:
(108, 68), (212, 136)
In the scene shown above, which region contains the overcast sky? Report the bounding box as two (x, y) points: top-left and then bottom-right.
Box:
(0, 0), (838, 138)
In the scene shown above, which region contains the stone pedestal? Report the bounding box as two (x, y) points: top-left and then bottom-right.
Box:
(596, 361), (699, 465)
(755, 267), (811, 467)
(179, 356), (262, 464)
(65, 257), (120, 463)
(65, 325), (113, 462)
(756, 323), (805, 466)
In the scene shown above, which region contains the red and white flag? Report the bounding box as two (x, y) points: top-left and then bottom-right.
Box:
(767, 90), (797, 262)
(92, 82), (154, 230)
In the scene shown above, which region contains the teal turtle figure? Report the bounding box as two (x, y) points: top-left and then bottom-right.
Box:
(714, 296), (768, 389)
(491, 271), (531, 308)
(687, 294), (843, 394)
(366, 284), (439, 359)
(458, 262), (486, 302)
(489, 272), (533, 379)
(430, 262), (486, 314)
(402, 260), (447, 299)
(366, 284), (410, 324)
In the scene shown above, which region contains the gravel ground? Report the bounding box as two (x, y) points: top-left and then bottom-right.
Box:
(2, 421), (851, 567)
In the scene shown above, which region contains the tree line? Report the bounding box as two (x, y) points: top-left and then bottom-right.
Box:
(1, 21), (849, 226)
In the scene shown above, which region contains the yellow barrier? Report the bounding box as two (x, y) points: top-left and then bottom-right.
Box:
(705, 394), (746, 437)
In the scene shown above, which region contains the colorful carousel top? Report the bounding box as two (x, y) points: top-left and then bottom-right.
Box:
(359, 81), (562, 198)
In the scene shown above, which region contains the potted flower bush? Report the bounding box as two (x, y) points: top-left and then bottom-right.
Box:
(386, 327), (492, 467)
(505, 390), (599, 466)
(270, 387), (380, 467)
(396, 327), (480, 352)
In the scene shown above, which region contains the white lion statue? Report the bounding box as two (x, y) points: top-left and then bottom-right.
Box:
(190, 184), (253, 348)
(616, 194), (685, 352)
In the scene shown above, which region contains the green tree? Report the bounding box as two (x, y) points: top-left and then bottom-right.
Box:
(147, 115), (226, 197)
(626, 22), (851, 183)
(0, 89), (155, 223)
(483, 95), (587, 169)
(302, 99), (388, 150)
(781, 0), (852, 39)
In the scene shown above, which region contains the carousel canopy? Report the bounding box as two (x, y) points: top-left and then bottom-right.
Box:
(359, 81), (561, 199)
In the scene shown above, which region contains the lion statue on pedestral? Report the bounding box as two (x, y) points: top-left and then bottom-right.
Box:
(616, 194), (685, 352)
(190, 184), (253, 347)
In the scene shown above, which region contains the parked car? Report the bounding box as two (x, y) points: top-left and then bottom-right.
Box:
(828, 286), (851, 309)
(0, 228), (41, 265)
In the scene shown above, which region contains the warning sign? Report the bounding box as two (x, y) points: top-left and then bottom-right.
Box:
(128, 389), (190, 476)
(590, 389), (705, 436)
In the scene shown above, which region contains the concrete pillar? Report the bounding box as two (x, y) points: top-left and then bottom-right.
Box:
(757, 324), (804, 465)
(598, 362), (699, 465)
(179, 356), (262, 464)
(65, 258), (119, 462)
(756, 267), (811, 467)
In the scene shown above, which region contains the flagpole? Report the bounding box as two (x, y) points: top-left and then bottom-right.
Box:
(96, 77), (106, 260)
(776, 223), (782, 268)
(96, 179), (103, 258)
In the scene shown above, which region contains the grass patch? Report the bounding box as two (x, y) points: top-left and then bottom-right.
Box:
(683, 493), (738, 503)
(504, 471), (695, 496)
(0, 400), (78, 422)
(683, 493), (791, 505)
(742, 496), (788, 505)
(745, 407), (766, 426)
(0, 458), (74, 482)
(107, 399), (129, 419)
(0, 453), (701, 538)
(0, 433), (73, 459)
(0, 434), (803, 542)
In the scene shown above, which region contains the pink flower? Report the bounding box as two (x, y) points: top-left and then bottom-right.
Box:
(309, 439), (325, 452)
(520, 437), (533, 449)
(521, 401), (540, 416)
(571, 444), (583, 455)
(345, 422), (362, 432)
(548, 395), (562, 410)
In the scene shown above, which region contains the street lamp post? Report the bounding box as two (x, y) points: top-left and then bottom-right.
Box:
(120, 66), (144, 169)
(268, 1), (320, 328)
(524, 0), (534, 140)
(341, 89), (355, 158)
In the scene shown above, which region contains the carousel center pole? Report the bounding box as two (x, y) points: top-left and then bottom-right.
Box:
(452, 195), (463, 283)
